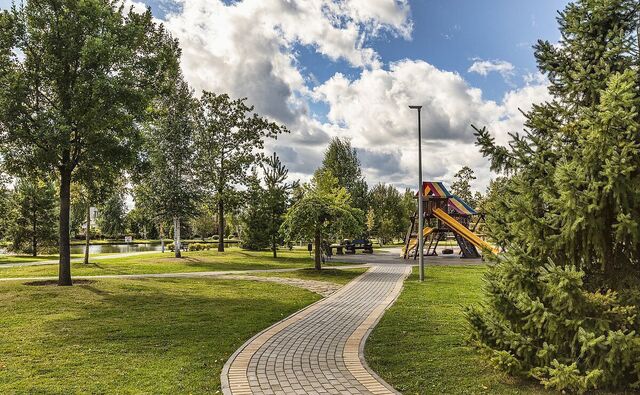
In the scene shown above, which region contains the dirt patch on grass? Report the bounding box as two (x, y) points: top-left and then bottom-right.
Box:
(23, 279), (96, 286)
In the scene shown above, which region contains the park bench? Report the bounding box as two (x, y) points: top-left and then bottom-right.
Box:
(344, 239), (373, 254)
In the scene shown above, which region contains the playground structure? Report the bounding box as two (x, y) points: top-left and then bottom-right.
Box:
(403, 181), (497, 259)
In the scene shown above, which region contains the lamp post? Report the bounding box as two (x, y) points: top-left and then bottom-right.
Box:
(409, 105), (424, 282)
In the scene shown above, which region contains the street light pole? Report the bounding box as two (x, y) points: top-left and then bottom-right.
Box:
(409, 105), (424, 282)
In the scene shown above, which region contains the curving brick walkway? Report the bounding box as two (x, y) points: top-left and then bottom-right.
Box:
(221, 264), (411, 395)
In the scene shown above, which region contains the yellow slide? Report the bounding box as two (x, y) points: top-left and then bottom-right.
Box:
(403, 227), (434, 255)
(433, 208), (498, 255)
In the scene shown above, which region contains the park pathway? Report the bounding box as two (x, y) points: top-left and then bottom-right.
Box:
(221, 263), (411, 395)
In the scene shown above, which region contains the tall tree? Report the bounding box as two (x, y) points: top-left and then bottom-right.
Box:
(8, 177), (57, 256)
(98, 188), (126, 239)
(0, 172), (11, 240)
(281, 170), (361, 269)
(450, 166), (477, 207)
(194, 92), (286, 252)
(467, 1), (640, 392)
(140, 73), (200, 258)
(262, 153), (293, 257)
(369, 183), (406, 244)
(0, 0), (177, 285)
(240, 173), (270, 251)
(317, 137), (368, 214)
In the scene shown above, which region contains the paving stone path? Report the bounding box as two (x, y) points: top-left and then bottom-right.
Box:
(221, 264), (411, 395)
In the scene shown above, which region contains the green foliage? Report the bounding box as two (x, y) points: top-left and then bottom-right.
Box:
(139, 72), (200, 223)
(187, 242), (212, 251)
(368, 183), (410, 244)
(468, 1), (640, 392)
(191, 203), (217, 240)
(240, 174), (271, 250)
(451, 166), (479, 208)
(280, 170), (362, 268)
(241, 153), (293, 254)
(0, 173), (11, 240)
(98, 189), (127, 239)
(0, 0), (178, 283)
(125, 207), (158, 239)
(7, 177), (57, 255)
(316, 137), (368, 213)
(194, 92), (287, 251)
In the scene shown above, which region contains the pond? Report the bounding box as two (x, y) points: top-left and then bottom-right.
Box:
(69, 243), (164, 255)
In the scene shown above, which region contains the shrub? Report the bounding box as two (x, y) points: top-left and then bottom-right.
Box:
(187, 243), (210, 251)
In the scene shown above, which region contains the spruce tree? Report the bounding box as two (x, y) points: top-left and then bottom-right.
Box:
(8, 177), (57, 255)
(317, 137), (369, 215)
(467, 1), (640, 392)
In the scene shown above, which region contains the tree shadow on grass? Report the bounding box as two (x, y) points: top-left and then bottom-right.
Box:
(2, 277), (318, 394)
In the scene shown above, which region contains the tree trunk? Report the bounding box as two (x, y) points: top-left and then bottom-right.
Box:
(272, 236), (277, 258)
(314, 228), (321, 270)
(218, 199), (225, 252)
(174, 216), (181, 258)
(58, 170), (72, 286)
(84, 203), (90, 265)
(160, 223), (165, 253)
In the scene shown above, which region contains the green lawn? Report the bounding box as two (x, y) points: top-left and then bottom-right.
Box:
(365, 265), (546, 395)
(0, 253), (88, 265)
(254, 267), (367, 285)
(0, 248), (358, 278)
(0, 276), (320, 393)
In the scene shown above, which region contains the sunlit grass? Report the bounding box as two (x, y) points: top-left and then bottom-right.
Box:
(0, 248), (359, 278)
(0, 276), (319, 393)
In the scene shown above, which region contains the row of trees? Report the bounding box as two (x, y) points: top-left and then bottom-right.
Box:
(0, 0), (485, 284)
(0, 0), (286, 284)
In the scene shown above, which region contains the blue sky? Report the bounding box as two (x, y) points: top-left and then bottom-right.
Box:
(2, 0), (570, 190)
(298, 1), (567, 102)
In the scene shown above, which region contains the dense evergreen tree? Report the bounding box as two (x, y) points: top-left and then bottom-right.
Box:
(467, 1), (640, 392)
(0, 0), (178, 285)
(98, 189), (127, 239)
(241, 154), (293, 256)
(0, 173), (11, 240)
(317, 137), (368, 215)
(262, 153), (293, 257)
(369, 183), (407, 244)
(240, 174), (270, 251)
(194, 93), (286, 252)
(8, 177), (57, 255)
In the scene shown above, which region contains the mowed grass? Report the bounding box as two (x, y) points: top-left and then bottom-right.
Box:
(0, 248), (358, 278)
(0, 254), (87, 265)
(365, 265), (545, 395)
(254, 267), (368, 285)
(0, 277), (320, 393)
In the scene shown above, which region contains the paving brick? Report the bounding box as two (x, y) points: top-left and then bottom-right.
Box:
(222, 264), (410, 394)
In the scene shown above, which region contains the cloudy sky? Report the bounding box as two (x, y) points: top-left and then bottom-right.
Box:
(3, 0), (569, 192)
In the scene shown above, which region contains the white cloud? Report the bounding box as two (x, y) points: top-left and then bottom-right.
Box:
(313, 59), (551, 191)
(122, 0), (148, 14)
(468, 58), (515, 78)
(158, 1), (549, 193)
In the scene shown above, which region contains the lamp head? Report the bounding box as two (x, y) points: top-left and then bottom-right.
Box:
(409, 105), (422, 110)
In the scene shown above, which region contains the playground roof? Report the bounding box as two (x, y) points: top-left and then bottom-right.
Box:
(449, 194), (477, 216)
(422, 181), (478, 216)
(422, 181), (450, 198)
